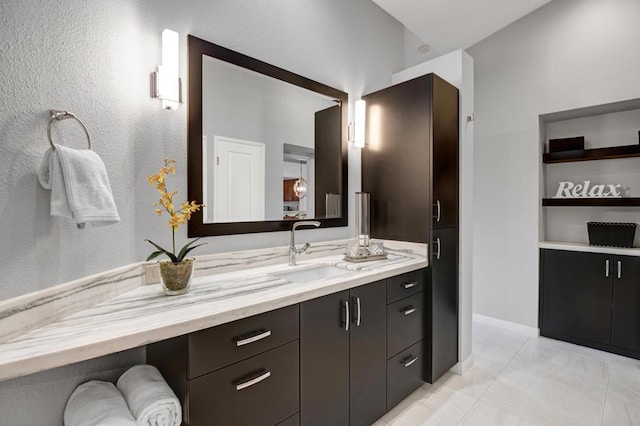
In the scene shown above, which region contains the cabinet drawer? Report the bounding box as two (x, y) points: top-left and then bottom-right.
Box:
(188, 305), (299, 378)
(188, 340), (299, 426)
(387, 269), (424, 304)
(387, 340), (424, 411)
(387, 293), (424, 358)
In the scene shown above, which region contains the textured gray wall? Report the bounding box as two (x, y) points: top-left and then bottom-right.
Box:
(468, 0), (640, 328)
(0, 1), (404, 424)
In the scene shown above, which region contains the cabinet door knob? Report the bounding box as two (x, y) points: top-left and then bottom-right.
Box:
(402, 306), (418, 316)
(235, 370), (271, 391)
(403, 281), (418, 289)
(235, 330), (272, 347)
(403, 355), (419, 368)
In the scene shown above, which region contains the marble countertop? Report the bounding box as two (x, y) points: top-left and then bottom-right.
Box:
(539, 241), (640, 256)
(0, 240), (427, 382)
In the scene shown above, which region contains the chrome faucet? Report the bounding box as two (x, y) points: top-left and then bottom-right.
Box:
(289, 221), (321, 265)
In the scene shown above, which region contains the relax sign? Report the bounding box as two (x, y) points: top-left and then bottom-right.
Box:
(553, 180), (622, 198)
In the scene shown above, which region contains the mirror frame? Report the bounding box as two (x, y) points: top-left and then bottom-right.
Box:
(187, 35), (348, 237)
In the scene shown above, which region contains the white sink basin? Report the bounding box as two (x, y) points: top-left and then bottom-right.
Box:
(273, 264), (354, 283)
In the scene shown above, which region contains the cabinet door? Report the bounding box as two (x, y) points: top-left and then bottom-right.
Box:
(300, 291), (349, 426)
(431, 75), (459, 229)
(427, 228), (458, 383)
(541, 250), (612, 345)
(349, 281), (387, 426)
(611, 255), (640, 352)
(362, 76), (431, 243)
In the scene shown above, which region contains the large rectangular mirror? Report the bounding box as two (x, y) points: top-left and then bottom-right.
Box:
(188, 35), (348, 236)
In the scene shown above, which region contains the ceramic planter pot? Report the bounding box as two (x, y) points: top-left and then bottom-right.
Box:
(158, 257), (194, 295)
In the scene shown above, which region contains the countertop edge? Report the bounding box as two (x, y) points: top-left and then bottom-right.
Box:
(0, 255), (427, 382)
(539, 241), (640, 257)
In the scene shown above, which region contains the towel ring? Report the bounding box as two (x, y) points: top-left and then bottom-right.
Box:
(47, 110), (92, 150)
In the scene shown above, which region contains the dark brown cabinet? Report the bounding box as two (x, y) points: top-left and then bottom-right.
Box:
(611, 255), (640, 352)
(384, 269), (426, 409)
(427, 228), (459, 382)
(189, 341), (299, 425)
(147, 306), (300, 426)
(386, 341), (424, 411)
(362, 73), (459, 383)
(300, 281), (387, 426)
(540, 249), (640, 358)
(147, 270), (430, 425)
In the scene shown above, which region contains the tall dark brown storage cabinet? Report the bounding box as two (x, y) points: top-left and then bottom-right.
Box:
(362, 73), (459, 383)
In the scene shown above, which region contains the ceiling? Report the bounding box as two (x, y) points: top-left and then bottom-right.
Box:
(372, 0), (553, 58)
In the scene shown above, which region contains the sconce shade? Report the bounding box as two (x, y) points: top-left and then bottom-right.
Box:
(354, 99), (366, 148)
(152, 29), (182, 110)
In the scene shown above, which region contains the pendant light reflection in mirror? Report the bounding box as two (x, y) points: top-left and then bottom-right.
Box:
(293, 160), (308, 199)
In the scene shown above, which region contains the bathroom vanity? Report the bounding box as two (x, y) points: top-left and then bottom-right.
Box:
(148, 268), (426, 426)
(0, 240), (430, 425)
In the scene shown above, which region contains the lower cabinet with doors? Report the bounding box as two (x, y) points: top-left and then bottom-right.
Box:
(540, 249), (640, 358)
(300, 280), (387, 426)
(148, 268), (429, 425)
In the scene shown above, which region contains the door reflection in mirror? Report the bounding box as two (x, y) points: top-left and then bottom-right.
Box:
(202, 55), (339, 223)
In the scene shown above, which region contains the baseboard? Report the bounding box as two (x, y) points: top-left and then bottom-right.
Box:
(449, 354), (474, 375)
(473, 313), (540, 338)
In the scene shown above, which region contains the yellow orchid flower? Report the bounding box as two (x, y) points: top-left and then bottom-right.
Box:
(146, 159), (207, 263)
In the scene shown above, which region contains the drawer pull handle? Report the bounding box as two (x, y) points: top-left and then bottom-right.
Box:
(235, 370), (271, 391)
(434, 200), (441, 223)
(403, 355), (419, 368)
(403, 281), (418, 289)
(355, 297), (361, 327)
(235, 330), (272, 347)
(402, 307), (418, 316)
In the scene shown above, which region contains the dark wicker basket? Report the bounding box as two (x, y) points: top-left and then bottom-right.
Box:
(587, 222), (636, 248)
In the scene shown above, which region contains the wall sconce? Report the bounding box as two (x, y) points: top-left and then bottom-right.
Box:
(151, 29), (182, 110)
(354, 99), (366, 148)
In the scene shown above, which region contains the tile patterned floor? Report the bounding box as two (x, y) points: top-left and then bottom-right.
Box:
(374, 321), (640, 425)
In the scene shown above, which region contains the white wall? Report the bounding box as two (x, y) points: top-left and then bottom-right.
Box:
(468, 0), (640, 328)
(0, 0), (404, 423)
(392, 49), (475, 371)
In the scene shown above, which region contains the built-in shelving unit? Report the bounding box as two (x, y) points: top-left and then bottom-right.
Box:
(542, 144), (640, 164)
(542, 197), (640, 207)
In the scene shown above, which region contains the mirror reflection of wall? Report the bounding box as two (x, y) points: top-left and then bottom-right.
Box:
(201, 55), (338, 224)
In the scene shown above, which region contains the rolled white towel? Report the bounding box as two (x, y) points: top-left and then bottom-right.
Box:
(64, 380), (137, 426)
(117, 365), (182, 426)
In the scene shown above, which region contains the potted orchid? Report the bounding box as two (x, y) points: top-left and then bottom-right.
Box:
(146, 158), (205, 295)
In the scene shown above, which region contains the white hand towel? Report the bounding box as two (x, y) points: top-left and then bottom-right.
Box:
(64, 380), (137, 426)
(38, 145), (120, 229)
(117, 365), (182, 426)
